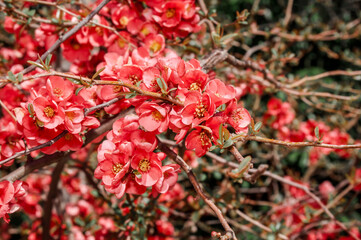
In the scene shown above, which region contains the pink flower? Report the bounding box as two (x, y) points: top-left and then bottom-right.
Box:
(180, 92), (215, 128)
(137, 102), (169, 133)
(64, 106), (84, 134)
(224, 100), (251, 133)
(144, 34), (165, 56)
(154, 164), (180, 194)
(46, 76), (74, 102)
(0, 180), (27, 223)
(206, 79), (236, 106)
(32, 96), (64, 129)
(153, 1), (186, 28)
(131, 151), (162, 187)
(185, 126), (213, 157)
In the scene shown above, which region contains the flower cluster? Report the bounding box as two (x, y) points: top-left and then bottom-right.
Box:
(14, 76), (100, 155)
(0, 180), (27, 223)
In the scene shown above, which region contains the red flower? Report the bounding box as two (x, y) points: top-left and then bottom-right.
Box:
(180, 92), (215, 127)
(154, 164), (180, 194)
(32, 96), (64, 129)
(64, 106), (84, 134)
(144, 34), (165, 56)
(137, 102), (169, 133)
(46, 76), (74, 102)
(153, 1), (186, 28)
(131, 151), (162, 187)
(185, 126), (213, 157)
(224, 100), (251, 133)
(205, 79), (236, 106)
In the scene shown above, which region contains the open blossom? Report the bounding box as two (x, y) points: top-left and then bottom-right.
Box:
(0, 180), (28, 223)
(136, 102), (169, 133)
(185, 126), (213, 157)
(131, 151), (163, 187)
(224, 100), (251, 133)
(46, 76), (74, 102)
(180, 92), (215, 128)
(154, 164), (180, 194)
(32, 96), (64, 129)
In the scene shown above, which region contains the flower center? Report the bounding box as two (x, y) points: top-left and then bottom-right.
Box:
(166, 8), (176, 18)
(119, 16), (129, 26)
(128, 75), (139, 85)
(53, 88), (63, 96)
(139, 159), (151, 172)
(152, 110), (164, 121)
(112, 163), (123, 174)
(65, 133), (73, 141)
(66, 111), (75, 121)
(141, 27), (150, 36)
(95, 26), (103, 36)
(113, 85), (123, 93)
(189, 82), (201, 91)
(194, 102), (207, 118)
(150, 42), (161, 53)
(44, 106), (55, 118)
(232, 109), (243, 123)
(200, 131), (212, 146)
(117, 39), (126, 48)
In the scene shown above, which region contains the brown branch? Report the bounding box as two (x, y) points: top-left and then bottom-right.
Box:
(0, 100), (16, 121)
(289, 70), (361, 88)
(283, 0), (294, 27)
(42, 157), (68, 240)
(235, 209), (289, 240)
(157, 139), (237, 240)
(233, 135), (361, 150)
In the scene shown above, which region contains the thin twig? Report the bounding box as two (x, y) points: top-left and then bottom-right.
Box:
(0, 100), (16, 121)
(233, 135), (361, 150)
(236, 209), (289, 240)
(158, 139), (237, 240)
(15, 0), (111, 77)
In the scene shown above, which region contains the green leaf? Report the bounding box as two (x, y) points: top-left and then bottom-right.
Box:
(220, 33), (239, 43)
(314, 126), (319, 139)
(27, 9), (36, 17)
(158, 205), (168, 213)
(45, 54), (52, 67)
(27, 103), (34, 117)
(223, 139), (234, 148)
(92, 67), (105, 80)
(254, 122), (263, 131)
(27, 60), (45, 70)
(75, 87), (84, 96)
(218, 124), (224, 144)
(7, 71), (16, 82)
(66, 78), (81, 85)
(125, 92), (137, 99)
(17, 73), (23, 82)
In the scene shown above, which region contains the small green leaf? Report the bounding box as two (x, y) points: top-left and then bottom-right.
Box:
(7, 71), (16, 82)
(223, 139), (234, 148)
(125, 92), (137, 99)
(45, 54), (52, 67)
(209, 145), (217, 151)
(158, 205), (168, 213)
(66, 78), (81, 85)
(17, 73), (23, 82)
(27, 9), (36, 17)
(92, 67), (105, 80)
(218, 124), (224, 144)
(314, 126), (320, 139)
(27, 60), (45, 70)
(254, 122), (263, 131)
(220, 33), (239, 43)
(75, 87), (84, 96)
(27, 103), (34, 117)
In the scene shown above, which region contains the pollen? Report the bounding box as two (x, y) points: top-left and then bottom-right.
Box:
(139, 159), (151, 172)
(95, 26), (103, 36)
(53, 88), (63, 96)
(152, 110), (164, 121)
(189, 82), (201, 91)
(150, 42), (161, 53)
(194, 102), (207, 119)
(113, 85), (122, 93)
(166, 8), (176, 18)
(117, 39), (126, 48)
(65, 133), (73, 141)
(128, 75), (139, 85)
(44, 106), (55, 118)
(200, 131), (211, 146)
(119, 16), (129, 26)
(232, 109), (243, 123)
(66, 111), (75, 121)
(141, 27), (150, 36)
(112, 163), (123, 174)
